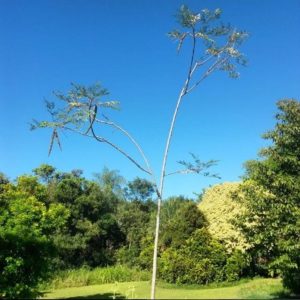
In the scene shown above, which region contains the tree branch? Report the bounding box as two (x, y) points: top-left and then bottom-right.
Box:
(63, 126), (152, 175)
(186, 55), (230, 94)
(165, 169), (196, 176)
(94, 117), (161, 197)
(95, 118), (154, 178)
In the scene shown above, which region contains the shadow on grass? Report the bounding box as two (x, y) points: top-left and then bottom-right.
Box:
(58, 292), (126, 299)
(271, 290), (300, 299)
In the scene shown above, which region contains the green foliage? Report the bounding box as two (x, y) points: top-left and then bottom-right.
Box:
(33, 164), (56, 183)
(0, 172), (9, 191)
(30, 82), (120, 156)
(235, 99), (300, 293)
(0, 173), (10, 206)
(159, 229), (251, 286)
(15, 175), (48, 203)
(116, 198), (156, 267)
(159, 228), (228, 284)
(199, 182), (248, 252)
(168, 153), (220, 178)
(93, 167), (126, 198)
(137, 236), (154, 270)
(158, 194), (252, 286)
(159, 197), (207, 250)
(50, 173), (124, 268)
(0, 185), (69, 299)
(135, 197), (208, 272)
(169, 5), (248, 78)
(225, 250), (251, 282)
(125, 177), (155, 201)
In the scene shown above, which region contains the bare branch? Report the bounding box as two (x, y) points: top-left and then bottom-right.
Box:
(62, 125), (152, 175)
(93, 116), (161, 197)
(85, 105), (98, 134)
(189, 54), (214, 77)
(166, 153), (221, 179)
(184, 27), (197, 93)
(166, 168), (221, 179)
(165, 169), (196, 176)
(95, 118), (154, 178)
(93, 134), (152, 175)
(186, 55), (230, 94)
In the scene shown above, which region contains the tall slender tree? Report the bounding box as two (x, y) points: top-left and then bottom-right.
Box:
(31, 5), (247, 298)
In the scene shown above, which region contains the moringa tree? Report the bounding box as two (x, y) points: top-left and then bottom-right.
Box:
(31, 5), (247, 299)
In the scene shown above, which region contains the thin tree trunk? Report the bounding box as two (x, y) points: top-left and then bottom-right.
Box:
(150, 89), (185, 300)
(150, 30), (196, 299)
(150, 194), (162, 299)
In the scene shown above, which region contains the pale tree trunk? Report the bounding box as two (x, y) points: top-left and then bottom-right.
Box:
(150, 83), (191, 299)
(150, 30), (197, 299)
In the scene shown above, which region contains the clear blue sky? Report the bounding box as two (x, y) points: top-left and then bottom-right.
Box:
(1, 0), (299, 198)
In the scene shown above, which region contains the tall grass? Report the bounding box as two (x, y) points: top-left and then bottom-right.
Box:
(45, 265), (150, 289)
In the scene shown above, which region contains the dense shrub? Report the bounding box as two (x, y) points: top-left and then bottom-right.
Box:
(0, 187), (68, 299)
(137, 236), (154, 270)
(225, 250), (251, 282)
(159, 228), (253, 285)
(159, 228), (228, 284)
(160, 197), (208, 250)
(116, 199), (156, 267)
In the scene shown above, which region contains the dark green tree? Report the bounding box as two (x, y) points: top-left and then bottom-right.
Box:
(235, 99), (300, 293)
(137, 197), (208, 270)
(0, 172), (9, 201)
(159, 197), (207, 250)
(116, 199), (156, 267)
(125, 177), (155, 202)
(33, 164), (56, 183)
(15, 175), (48, 203)
(51, 172), (124, 267)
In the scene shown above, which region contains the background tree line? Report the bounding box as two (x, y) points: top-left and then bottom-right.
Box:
(1, 99), (299, 298)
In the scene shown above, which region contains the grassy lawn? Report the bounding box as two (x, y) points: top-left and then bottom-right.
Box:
(43, 277), (287, 299)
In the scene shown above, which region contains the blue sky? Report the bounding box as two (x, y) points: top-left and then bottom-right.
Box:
(1, 0), (299, 198)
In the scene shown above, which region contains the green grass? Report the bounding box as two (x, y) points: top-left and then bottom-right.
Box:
(43, 266), (150, 290)
(43, 277), (288, 299)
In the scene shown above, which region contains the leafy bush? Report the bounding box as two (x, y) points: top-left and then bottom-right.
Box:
(159, 228), (253, 285)
(159, 228), (228, 284)
(269, 253), (300, 293)
(225, 250), (251, 282)
(160, 197), (208, 250)
(0, 186), (69, 299)
(137, 236), (154, 270)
